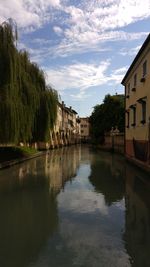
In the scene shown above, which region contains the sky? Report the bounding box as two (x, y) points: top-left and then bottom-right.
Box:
(0, 0), (150, 117)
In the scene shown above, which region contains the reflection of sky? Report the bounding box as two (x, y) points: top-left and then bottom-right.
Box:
(58, 164), (108, 215)
(56, 163), (130, 267)
(29, 162), (130, 267)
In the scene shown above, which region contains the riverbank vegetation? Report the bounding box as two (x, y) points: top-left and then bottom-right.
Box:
(0, 146), (38, 163)
(0, 20), (58, 145)
(90, 94), (125, 143)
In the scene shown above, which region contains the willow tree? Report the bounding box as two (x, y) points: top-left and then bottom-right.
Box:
(0, 20), (58, 145)
(0, 22), (20, 143)
(33, 88), (58, 142)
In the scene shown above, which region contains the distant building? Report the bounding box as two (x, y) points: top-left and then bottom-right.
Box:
(50, 101), (81, 148)
(80, 117), (90, 143)
(121, 33), (150, 171)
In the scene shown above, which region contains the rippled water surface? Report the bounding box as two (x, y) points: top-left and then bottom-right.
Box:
(0, 146), (149, 267)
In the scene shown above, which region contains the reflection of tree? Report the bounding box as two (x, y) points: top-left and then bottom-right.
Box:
(0, 146), (81, 267)
(124, 164), (150, 267)
(89, 152), (125, 205)
(0, 165), (58, 267)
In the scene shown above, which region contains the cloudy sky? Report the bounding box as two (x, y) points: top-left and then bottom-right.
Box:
(0, 0), (150, 116)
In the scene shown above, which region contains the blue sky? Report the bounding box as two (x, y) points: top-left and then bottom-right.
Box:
(0, 0), (150, 116)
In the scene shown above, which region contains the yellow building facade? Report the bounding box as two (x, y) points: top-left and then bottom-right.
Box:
(50, 101), (81, 148)
(122, 34), (150, 169)
(80, 117), (90, 142)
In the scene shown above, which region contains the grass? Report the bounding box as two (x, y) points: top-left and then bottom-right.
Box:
(0, 146), (38, 163)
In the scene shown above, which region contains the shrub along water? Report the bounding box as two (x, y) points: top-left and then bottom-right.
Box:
(0, 21), (58, 145)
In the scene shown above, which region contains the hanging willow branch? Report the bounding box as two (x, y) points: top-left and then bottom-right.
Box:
(0, 20), (58, 144)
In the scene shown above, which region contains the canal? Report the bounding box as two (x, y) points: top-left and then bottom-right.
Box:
(0, 145), (149, 267)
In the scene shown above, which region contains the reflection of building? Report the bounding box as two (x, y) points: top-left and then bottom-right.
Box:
(124, 164), (150, 267)
(121, 34), (150, 172)
(45, 146), (81, 193)
(80, 117), (90, 143)
(20, 99), (81, 150)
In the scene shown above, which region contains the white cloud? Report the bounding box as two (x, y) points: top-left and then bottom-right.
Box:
(0, 0), (149, 34)
(0, 0), (61, 29)
(53, 25), (63, 36)
(70, 91), (92, 100)
(0, 0), (149, 57)
(62, 0), (150, 56)
(0, 0), (40, 28)
(64, 30), (148, 57)
(45, 61), (127, 100)
(113, 67), (128, 74)
(45, 60), (111, 91)
(25, 30), (147, 63)
(58, 189), (108, 215)
(119, 45), (142, 56)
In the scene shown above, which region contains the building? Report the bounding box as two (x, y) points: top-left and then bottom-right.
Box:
(49, 101), (81, 148)
(80, 117), (90, 143)
(121, 33), (150, 171)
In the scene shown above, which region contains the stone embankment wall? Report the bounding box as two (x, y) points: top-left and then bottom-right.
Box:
(102, 133), (124, 154)
(31, 133), (81, 150)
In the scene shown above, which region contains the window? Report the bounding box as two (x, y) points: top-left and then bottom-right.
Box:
(137, 97), (147, 124)
(128, 83), (130, 94)
(141, 101), (146, 124)
(134, 74), (137, 87)
(126, 111), (130, 128)
(126, 83), (130, 98)
(143, 60), (147, 77)
(129, 105), (136, 127)
(132, 107), (136, 126)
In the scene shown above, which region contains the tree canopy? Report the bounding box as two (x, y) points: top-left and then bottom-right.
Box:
(90, 94), (125, 142)
(0, 21), (58, 144)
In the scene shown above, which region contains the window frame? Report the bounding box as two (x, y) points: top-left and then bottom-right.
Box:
(134, 74), (137, 87)
(143, 60), (147, 77)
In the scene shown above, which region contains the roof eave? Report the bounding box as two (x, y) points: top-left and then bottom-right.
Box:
(121, 33), (150, 85)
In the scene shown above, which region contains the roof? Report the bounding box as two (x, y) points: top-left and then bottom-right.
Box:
(72, 109), (77, 114)
(121, 33), (150, 85)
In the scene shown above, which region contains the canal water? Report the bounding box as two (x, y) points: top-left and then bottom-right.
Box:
(0, 145), (149, 267)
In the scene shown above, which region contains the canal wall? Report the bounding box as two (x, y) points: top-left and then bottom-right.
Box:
(126, 156), (150, 174)
(33, 132), (81, 150)
(97, 133), (124, 154)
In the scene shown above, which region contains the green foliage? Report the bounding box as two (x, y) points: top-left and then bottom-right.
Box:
(0, 21), (58, 144)
(90, 94), (125, 142)
(0, 146), (37, 163)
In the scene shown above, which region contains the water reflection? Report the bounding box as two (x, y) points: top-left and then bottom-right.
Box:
(45, 146), (81, 193)
(57, 147), (129, 267)
(89, 150), (125, 205)
(0, 167), (58, 267)
(124, 164), (150, 267)
(0, 146), (81, 267)
(0, 146), (149, 267)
